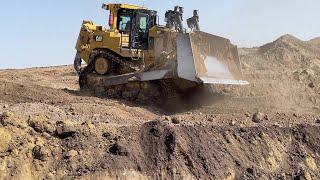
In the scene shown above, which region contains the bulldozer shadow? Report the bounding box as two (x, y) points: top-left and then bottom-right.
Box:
(162, 85), (227, 114)
(62, 88), (169, 114)
(62, 85), (226, 114)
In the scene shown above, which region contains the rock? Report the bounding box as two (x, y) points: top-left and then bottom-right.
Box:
(35, 137), (45, 146)
(45, 123), (56, 134)
(273, 122), (281, 127)
(301, 69), (314, 77)
(210, 114), (217, 118)
(150, 127), (160, 137)
(225, 170), (235, 180)
(308, 82), (315, 88)
(83, 121), (95, 130)
(0, 128), (11, 152)
(305, 155), (317, 171)
(7, 160), (14, 168)
(229, 121), (236, 126)
(163, 116), (171, 121)
(246, 167), (255, 175)
(100, 162), (108, 169)
(171, 116), (181, 124)
(225, 134), (233, 143)
(259, 131), (267, 139)
(32, 145), (51, 161)
(242, 62), (251, 69)
(0, 116), (7, 127)
(252, 112), (265, 123)
(42, 132), (51, 139)
(235, 160), (241, 166)
(102, 132), (112, 139)
(3, 104), (8, 109)
(109, 143), (128, 156)
(293, 113), (299, 117)
(55, 121), (76, 138)
(295, 168), (312, 180)
(207, 117), (214, 122)
(65, 150), (78, 159)
(2, 111), (13, 118)
(11, 149), (19, 156)
(0, 159), (7, 174)
(56, 169), (67, 178)
(245, 112), (251, 117)
(315, 118), (320, 124)
(28, 115), (55, 134)
(46, 172), (55, 180)
(293, 71), (301, 81)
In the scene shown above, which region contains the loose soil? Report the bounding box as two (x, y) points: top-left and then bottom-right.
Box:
(0, 35), (320, 179)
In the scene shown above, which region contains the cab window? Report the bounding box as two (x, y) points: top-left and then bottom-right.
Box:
(136, 14), (148, 33)
(139, 17), (147, 31)
(119, 15), (131, 33)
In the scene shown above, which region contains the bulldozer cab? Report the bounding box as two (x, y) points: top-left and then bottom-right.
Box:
(117, 10), (150, 49)
(104, 4), (157, 50)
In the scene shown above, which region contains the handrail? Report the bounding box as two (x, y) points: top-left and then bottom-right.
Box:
(120, 32), (123, 53)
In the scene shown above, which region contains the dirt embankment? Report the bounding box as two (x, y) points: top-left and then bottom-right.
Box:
(0, 35), (320, 179)
(309, 37), (320, 49)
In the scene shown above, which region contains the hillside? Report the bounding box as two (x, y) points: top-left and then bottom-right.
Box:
(309, 37), (320, 48)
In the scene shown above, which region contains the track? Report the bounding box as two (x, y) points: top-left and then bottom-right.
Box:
(78, 50), (180, 105)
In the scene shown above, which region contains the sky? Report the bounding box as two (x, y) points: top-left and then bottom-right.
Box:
(0, 0), (319, 69)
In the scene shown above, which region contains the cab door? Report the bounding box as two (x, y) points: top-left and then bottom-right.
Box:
(131, 12), (149, 50)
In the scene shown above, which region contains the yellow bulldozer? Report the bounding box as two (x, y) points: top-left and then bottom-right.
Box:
(74, 3), (248, 103)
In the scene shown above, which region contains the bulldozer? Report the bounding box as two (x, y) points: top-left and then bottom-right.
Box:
(74, 3), (248, 103)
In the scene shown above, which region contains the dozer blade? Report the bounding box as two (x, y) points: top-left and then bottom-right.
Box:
(177, 31), (249, 85)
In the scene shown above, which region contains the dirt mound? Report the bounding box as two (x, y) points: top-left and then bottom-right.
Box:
(309, 37), (320, 48)
(257, 34), (320, 68)
(0, 80), (70, 105)
(1, 112), (320, 179)
(234, 34), (320, 114)
(1, 34), (320, 179)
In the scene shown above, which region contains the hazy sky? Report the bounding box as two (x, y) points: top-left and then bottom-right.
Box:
(0, 0), (319, 69)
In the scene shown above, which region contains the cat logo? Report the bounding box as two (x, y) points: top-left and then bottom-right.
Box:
(95, 35), (103, 42)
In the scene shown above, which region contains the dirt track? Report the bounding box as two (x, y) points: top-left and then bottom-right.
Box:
(0, 35), (320, 179)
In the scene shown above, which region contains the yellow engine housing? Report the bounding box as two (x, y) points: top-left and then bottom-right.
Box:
(75, 23), (176, 69)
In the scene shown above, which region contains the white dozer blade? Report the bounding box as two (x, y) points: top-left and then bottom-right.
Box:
(177, 31), (249, 85)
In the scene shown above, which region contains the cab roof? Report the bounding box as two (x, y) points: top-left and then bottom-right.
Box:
(103, 3), (148, 11)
